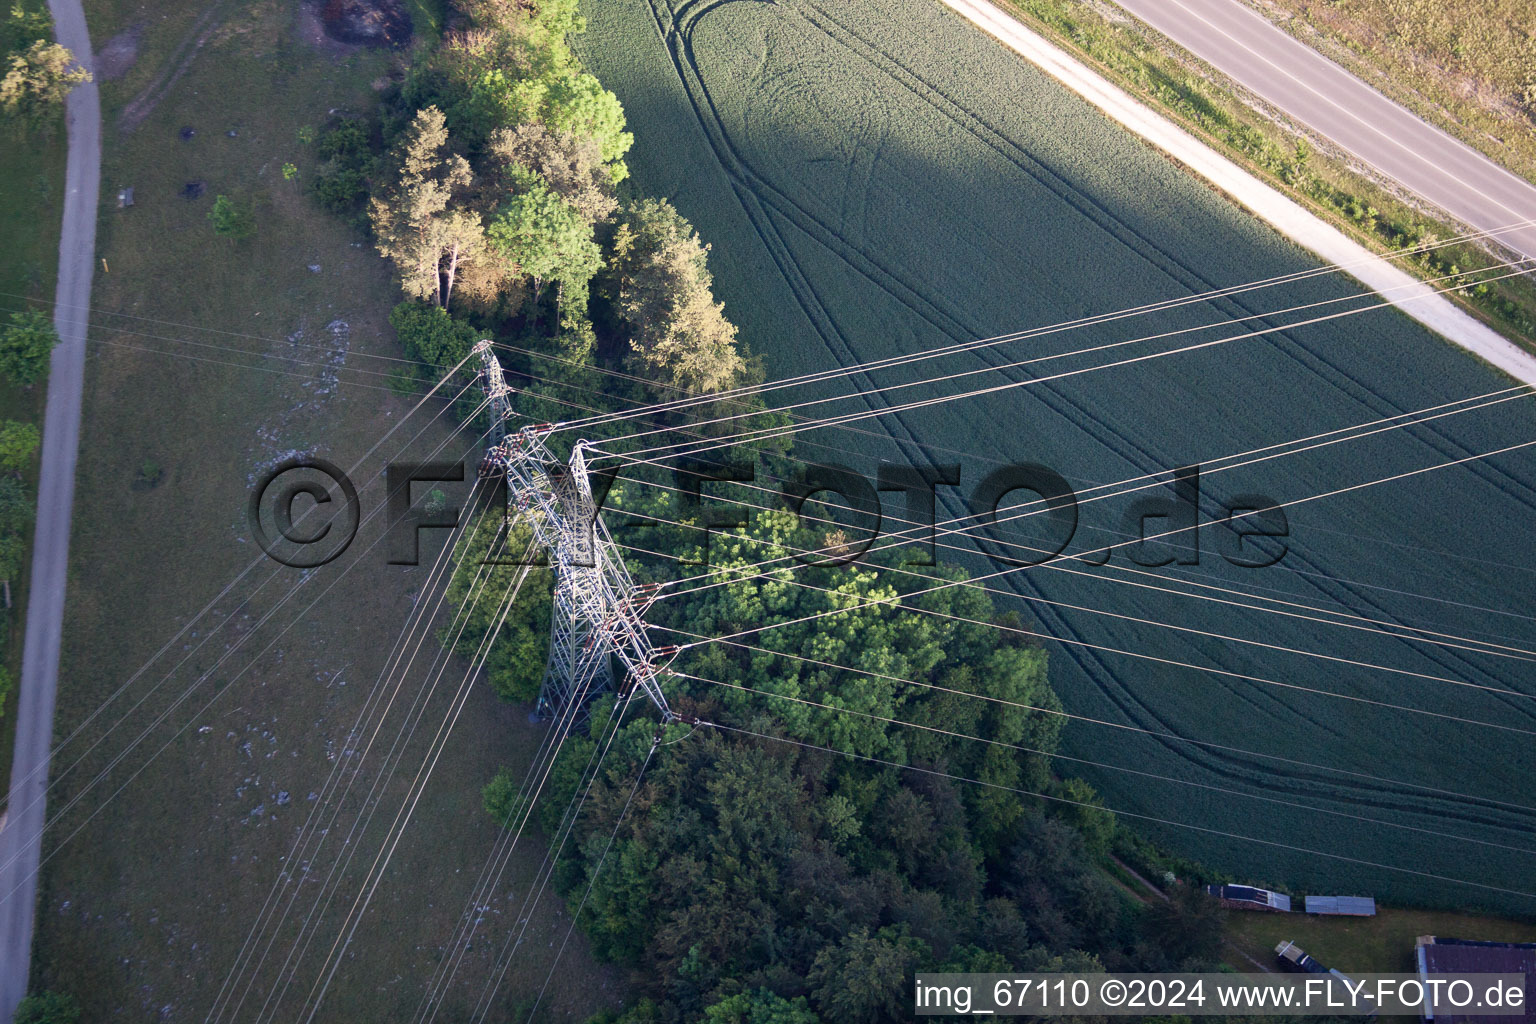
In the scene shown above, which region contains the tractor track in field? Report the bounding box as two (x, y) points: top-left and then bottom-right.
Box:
(674, 0), (1536, 624)
(665, 0), (1536, 701)
(642, 0), (1536, 845)
(659, 0), (1536, 807)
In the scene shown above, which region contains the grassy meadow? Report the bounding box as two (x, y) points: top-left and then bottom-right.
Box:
(574, 0), (1536, 917)
(1224, 904), (1536, 975)
(29, 0), (621, 1019)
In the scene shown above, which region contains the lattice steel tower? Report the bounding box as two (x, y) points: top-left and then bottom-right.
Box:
(471, 341), (675, 722)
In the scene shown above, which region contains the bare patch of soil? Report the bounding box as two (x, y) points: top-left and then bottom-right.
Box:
(299, 0), (413, 51)
(94, 25), (141, 82)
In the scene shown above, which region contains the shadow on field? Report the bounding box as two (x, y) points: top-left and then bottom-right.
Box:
(576, 0), (1536, 917)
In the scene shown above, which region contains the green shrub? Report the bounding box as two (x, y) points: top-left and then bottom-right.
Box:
(388, 300), (478, 373)
(13, 992), (80, 1024)
(207, 194), (254, 239)
(0, 420), (40, 471)
(0, 309), (58, 386)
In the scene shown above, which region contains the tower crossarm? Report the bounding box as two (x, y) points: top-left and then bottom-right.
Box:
(471, 342), (674, 722)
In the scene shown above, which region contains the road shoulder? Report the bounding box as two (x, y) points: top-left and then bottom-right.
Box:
(942, 0), (1536, 387)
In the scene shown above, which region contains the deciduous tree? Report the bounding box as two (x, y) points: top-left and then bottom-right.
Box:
(0, 475), (34, 580)
(808, 925), (929, 1024)
(0, 39), (89, 126)
(12, 992), (80, 1024)
(489, 120), (617, 224)
(703, 989), (821, 1024)
(0, 309), (57, 386)
(486, 178), (601, 315)
(208, 194), (254, 239)
(388, 300), (479, 374)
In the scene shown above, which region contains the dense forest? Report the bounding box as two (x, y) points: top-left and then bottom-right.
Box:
(318, 1), (1238, 1020)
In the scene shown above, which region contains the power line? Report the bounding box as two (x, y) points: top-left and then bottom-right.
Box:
(518, 736), (659, 1024)
(1, 385), (493, 891)
(701, 720), (1536, 901)
(208, 472), (516, 1024)
(546, 222), (1536, 438)
(656, 625), (1536, 815)
(683, 671), (1536, 855)
(596, 259), (1536, 462)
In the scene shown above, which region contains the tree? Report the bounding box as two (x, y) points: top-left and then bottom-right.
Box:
(312, 117), (376, 218)
(481, 767), (529, 827)
(0, 420), (40, 471)
(12, 992), (79, 1024)
(370, 106), (486, 309)
(489, 120), (617, 224)
(606, 199), (744, 394)
(426, 208), (487, 310)
(388, 301), (478, 374)
(1, 39), (89, 126)
(1050, 776), (1117, 856)
(703, 989), (821, 1024)
(486, 178), (600, 315)
(1138, 883), (1224, 969)
(0, 469), (28, 580)
(0, 309), (57, 386)
(537, 69), (632, 175)
(207, 194), (254, 239)
(808, 926), (929, 1024)
(439, 511), (551, 701)
(2, 2), (52, 53)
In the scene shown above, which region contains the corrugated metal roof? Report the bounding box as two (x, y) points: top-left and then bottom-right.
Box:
(1305, 895), (1376, 915)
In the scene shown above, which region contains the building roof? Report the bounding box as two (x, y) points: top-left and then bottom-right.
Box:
(1305, 895), (1376, 915)
(1214, 884), (1292, 911)
(1417, 937), (1536, 1024)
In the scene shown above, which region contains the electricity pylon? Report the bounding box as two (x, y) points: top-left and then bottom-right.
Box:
(471, 341), (675, 722)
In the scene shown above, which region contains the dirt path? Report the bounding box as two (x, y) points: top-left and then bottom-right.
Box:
(117, 1), (225, 132)
(1107, 856), (1277, 973)
(0, 0), (98, 1017)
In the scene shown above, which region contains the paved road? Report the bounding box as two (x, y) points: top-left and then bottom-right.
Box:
(0, 0), (97, 1016)
(1108, 0), (1536, 260)
(941, 0), (1536, 386)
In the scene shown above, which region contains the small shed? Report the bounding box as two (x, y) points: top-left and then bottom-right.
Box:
(1305, 895), (1377, 916)
(117, 187), (134, 208)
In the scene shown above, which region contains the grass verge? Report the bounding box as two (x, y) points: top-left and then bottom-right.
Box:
(1250, 0), (1536, 190)
(998, 0), (1536, 350)
(0, 120), (66, 799)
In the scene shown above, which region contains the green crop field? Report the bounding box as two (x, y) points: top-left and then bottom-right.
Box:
(574, 0), (1536, 917)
